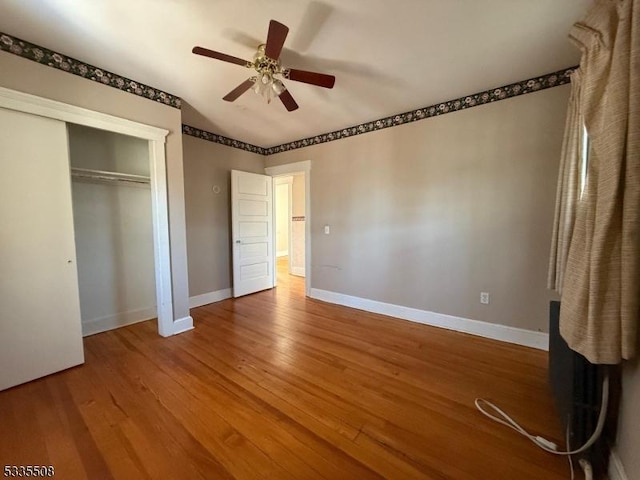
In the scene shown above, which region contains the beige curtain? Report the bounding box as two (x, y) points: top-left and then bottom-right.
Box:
(560, 0), (639, 364)
(548, 70), (584, 294)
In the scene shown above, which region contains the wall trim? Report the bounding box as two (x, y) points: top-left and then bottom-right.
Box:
(82, 307), (157, 337)
(172, 316), (194, 334)
(265, 161), (312, 176)
(0, 32), (181, 109)
(609, 448), (630, 480)
(274, 175), (294, 185)
(0, 87), (169, 141)
(182, 124), (267, 155)
(310, 288), (549, 350)
(189, 289), (232, 308)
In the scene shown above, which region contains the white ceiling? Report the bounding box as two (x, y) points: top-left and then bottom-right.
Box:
(0, 0), (592, 148)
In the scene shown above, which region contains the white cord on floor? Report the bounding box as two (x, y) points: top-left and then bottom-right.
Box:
(566, 423), (574, 480)
(474, 373), (609, 456)
(579, 459), (593, 480)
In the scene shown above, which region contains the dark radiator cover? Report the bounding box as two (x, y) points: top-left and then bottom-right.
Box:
(548, 301), (607, 476)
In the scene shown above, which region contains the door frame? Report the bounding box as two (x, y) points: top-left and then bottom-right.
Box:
(0, 86), (177, 337)
(265, 161), (311, 297)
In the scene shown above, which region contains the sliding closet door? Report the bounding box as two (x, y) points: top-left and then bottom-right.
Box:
(0, 108), (84, 391)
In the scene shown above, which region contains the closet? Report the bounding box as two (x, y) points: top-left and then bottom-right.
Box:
(1, 98), (166, 391)
(67, 124), (156, 337)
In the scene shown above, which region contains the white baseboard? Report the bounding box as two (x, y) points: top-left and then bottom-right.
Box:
(189, 288), (232, 308)
(172, 316), (194, 335)
(609, 448), (629, 480)
(82, 306), (157, 337)
(276, 250), (289, 258)
(309, 288), (549, 350)
(291, 266), (306, 277)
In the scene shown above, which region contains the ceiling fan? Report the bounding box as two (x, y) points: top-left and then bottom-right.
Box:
(192, 20), (335, 112)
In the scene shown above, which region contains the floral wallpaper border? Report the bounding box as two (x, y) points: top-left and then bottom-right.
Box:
(0, 31), (182, 109)
(182, 124), (267, 155)
(184, 66), (575, 155)
(0, 29), (575, 154)
(262, 66), (576, 156)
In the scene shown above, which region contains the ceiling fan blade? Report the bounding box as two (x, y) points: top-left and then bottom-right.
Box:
(223, 78), (255, 102)
(279, 89), (299, 112)
(286, 68), (335, 89)
(192, 46), (250, 67)
(264, 20), (289, 60)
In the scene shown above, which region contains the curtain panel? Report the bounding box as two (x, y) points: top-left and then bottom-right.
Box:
(548, 70), (584, 294)
(559, 0), (639, 364)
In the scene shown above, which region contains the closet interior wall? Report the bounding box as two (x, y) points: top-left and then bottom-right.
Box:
(67, 124), (156, 336)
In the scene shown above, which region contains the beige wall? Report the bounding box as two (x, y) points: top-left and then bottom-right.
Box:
(0, 51), (191, 322)
(618, 359), (640, 479)
(182, 135), (264, 297)
(266, 85), (569, 332)
(292, 173), (305, 217)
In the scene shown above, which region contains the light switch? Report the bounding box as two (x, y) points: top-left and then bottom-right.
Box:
(324, 225), (330, 234)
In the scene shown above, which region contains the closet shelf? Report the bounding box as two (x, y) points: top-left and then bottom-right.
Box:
(71, 168), (150, 185)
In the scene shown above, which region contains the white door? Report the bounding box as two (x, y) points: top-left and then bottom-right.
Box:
(231, 170), (274, 297)
(0, 108), (84, 391)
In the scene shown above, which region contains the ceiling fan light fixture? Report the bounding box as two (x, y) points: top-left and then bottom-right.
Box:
(272, 79), (286, 96)
(253, 72), (281, 103)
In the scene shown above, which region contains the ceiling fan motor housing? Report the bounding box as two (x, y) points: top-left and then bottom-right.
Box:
(252, 44), (283, 79)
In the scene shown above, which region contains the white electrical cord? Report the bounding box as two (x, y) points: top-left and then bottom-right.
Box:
(566, 423), (575, 480)
(474, 373), (609, 456)
(579, 459), (594, 480)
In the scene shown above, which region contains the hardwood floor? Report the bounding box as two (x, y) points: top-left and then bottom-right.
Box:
(0, 258), (569, 479)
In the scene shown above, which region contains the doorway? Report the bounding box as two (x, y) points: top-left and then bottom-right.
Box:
(266, 160), (311, 296)
(274, 176), (292, 279)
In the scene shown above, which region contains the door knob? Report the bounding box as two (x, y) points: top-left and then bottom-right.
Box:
(235, 240), (241, 244)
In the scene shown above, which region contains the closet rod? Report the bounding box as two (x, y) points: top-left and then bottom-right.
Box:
(70, 167), (150, 185)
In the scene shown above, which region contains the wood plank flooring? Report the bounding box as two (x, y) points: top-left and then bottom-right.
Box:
(0, 258), (569, 479)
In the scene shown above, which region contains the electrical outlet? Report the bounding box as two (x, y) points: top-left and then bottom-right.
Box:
(324, 225), (330, 234)
(480, 292), (490, 304)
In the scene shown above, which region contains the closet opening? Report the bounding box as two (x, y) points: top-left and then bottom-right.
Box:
(68, 124), (157, 336)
